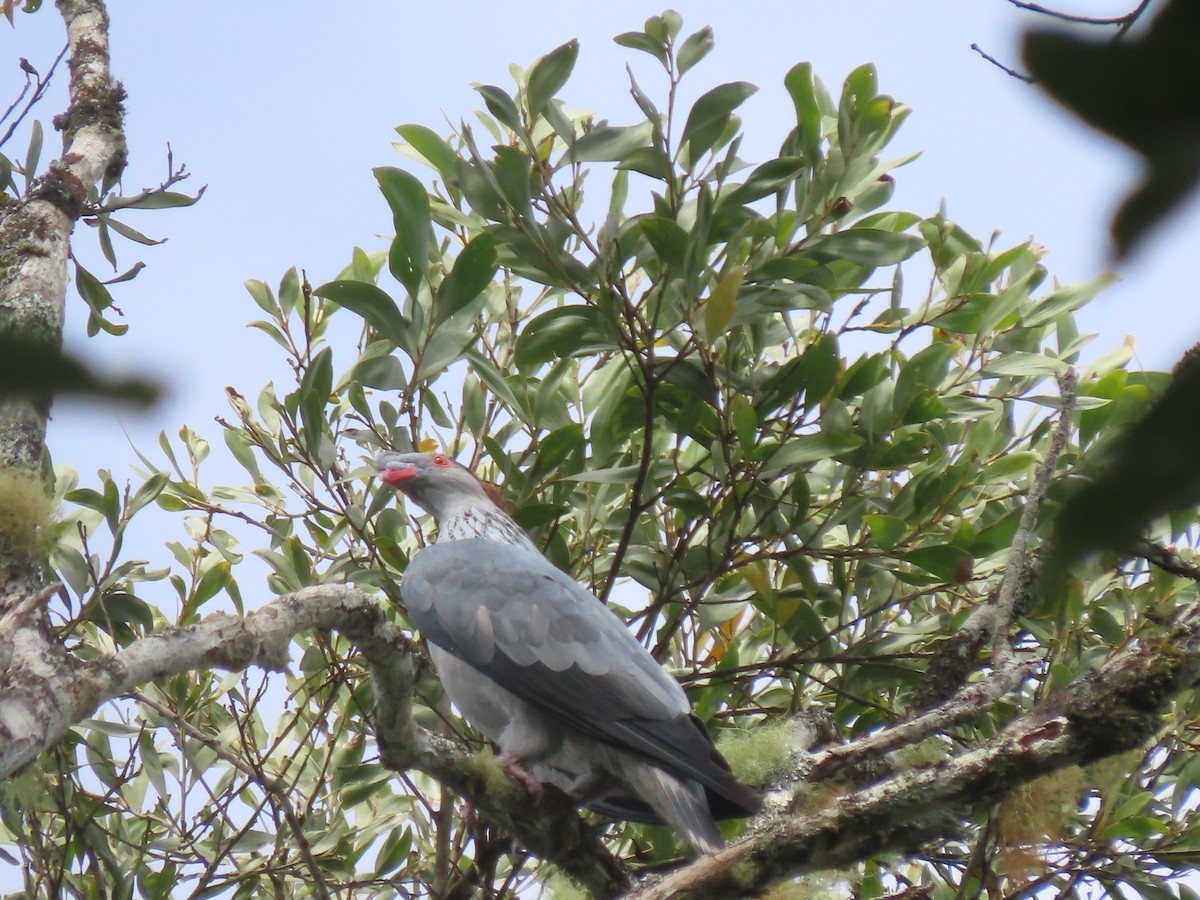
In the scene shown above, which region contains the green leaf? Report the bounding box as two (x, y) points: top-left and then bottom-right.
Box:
(570, 122), (655, 164)
(679, 81), (757, 161)
(515, 306), (613, 368)
(475, 84), (522, 131)
(23, 118), (41, 189)
(75, 262), (127, 336)
(353, 355), (406, 391)
(299, 347), (333, 451)
(191, 562), (231, 607)
(245, 279), (277, 315)
(722, 157), (808, 206)
(415, 326), (476, 382)
(121, 187), (206, 210)
(493, 145), (533, 217)
(435, 234), (497, 326)
(1090, 606), (1126, 644)
(464, 348), (524, 414)
(316, 280), (412, 350)
(677, 26), (714, 76)
(784, 62), (822, 164)
(1024, 273), (1119, 327)
(982, 353), (1067, 379)
(395, 124), (459, 181)
(91, 591), (154, 631)
(138, 731), (168, 800)
(455, 158), (507, 219)
(981, 451), (1040, 483)
(129, 471), (170, 514)
(616, 146), (671, 180)
(903, 545), (973, 582)
(98, 213), (165, 247)
(765, 430), (864, 469)
(863, 514), (906, 550)
(526, 39), (578, 119)
(659, 10), (682, 39)
(279, 266), (302, 318)
(374, 826), (413, 877)
(614, 30), (667, 64)
(808, 228), (924, 267)
(565, 465), (643, 484)
(702, 266), (743, 341)
(625, 66), (662, 125)
(374, 167), (433, 296)
(640, 216), (689, 269)
(730, 394), (757, 449)
(1097, 816), (1167, 842)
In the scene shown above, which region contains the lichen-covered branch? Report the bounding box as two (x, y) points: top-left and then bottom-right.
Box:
(628, 603), (1200, 899)
(0, 585), (388, 778)
(914, 370), (1075, 711)
(0, 583), (629, 896)
(0, 1), (129, 724)
(990, 369), (1076, 663)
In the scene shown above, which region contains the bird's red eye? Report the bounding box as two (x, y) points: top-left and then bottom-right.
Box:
(432, 454), (450, 467)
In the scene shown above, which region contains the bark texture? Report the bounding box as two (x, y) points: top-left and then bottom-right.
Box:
(0, 0), (126, 475)
(626, 605), (1200, 898)
(0, 0), (129, 794)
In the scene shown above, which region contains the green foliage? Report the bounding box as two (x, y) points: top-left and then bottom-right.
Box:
(8, 10), (1200, 899)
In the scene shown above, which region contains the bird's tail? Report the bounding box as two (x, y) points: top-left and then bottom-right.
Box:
(618, 759), (723, 854)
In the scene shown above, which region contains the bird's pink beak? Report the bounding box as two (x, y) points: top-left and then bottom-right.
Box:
(379, 464), (418, 486)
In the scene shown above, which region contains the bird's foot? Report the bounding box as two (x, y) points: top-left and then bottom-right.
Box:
(499, 754), (543, 800)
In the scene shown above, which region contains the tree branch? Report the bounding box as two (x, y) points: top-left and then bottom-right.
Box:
(0, 584), (629, 897)
(629, 601), (1200, 897)
(970, 43), (1034, 83)
(990, 368), (1076, 665)
(1004, 0), (1155, 30)
(1140, 541), (1200, 582)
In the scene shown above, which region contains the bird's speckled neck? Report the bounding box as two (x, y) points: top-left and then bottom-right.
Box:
(440, 504), (537, 551)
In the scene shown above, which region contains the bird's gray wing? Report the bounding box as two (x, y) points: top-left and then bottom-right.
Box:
(402, 537), (757, 814)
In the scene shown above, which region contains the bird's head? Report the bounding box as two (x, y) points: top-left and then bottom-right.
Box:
(374, 451), (498, 521)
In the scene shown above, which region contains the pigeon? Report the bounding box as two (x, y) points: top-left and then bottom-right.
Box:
(374, 451), (760, 853)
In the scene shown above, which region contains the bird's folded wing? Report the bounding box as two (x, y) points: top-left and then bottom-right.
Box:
(402, 538), (756, 812)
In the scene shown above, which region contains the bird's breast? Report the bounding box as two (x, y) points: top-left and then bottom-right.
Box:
(428, 644), (564, 761)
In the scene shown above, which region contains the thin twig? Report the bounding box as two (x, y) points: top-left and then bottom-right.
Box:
(970, 43), (1034, 83)
(0, 44), (68, 150)
(133, 691), (333, 900)
(1004, 0), (1155, 29)
(991, 368), (1077, 665)
(88, 166), (202, 213)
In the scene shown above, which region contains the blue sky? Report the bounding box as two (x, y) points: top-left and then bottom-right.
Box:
(7, 1), (1192, 483)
